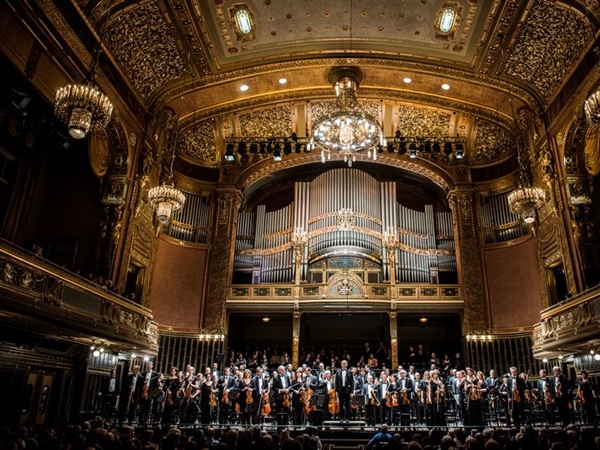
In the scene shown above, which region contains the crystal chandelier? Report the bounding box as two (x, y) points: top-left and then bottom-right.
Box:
(508, 186), (546, 224)
(312, 67), (381, 167)
(54, 5), (114, 139)
(148, 114), (185, 225)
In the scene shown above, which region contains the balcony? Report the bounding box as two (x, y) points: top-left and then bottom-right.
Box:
(532, 285), (600, 359)
(0, 240), (158, 355)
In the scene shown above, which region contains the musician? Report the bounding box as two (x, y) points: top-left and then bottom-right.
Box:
(292, 367), (307, 425)
(139, 361), (158, 425)
(377, 372), (391, 425)
(181, 366), (200, 424)
(537, 369), (554, 426)
(387, 374), (400, 425)
(151, 372), (166, 426)
(99, 368), (119, 419)
(520, 372), (533, 425)
(431, 369), (446, 426)
(362, 373), (378, 425)
(508, 366), (526, 428)
(578, 370), (597, 425)
(318, 369), (335, 421)
(335, 359), (355, 422)
(252, 366), (270, 424)
(550, 366), (572, 426)
(219, 367), (236, 425)
(272, 365), (292, 420)
(413, 371), (425, 425)
(163, 367), (180, 425)
(464, 369), (485, 426)
(455, 370), (467, 425)
(355, 367), (367, 394)
(120, 365), (142, 424)
(498, 374), (510, 427)
(397, 369), (414, 426)
(211, 362), (220, 378)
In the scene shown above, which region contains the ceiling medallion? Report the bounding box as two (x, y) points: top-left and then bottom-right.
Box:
(312, 67), (382, 167)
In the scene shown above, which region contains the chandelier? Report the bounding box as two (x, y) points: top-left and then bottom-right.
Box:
(148, 113), (185, 225)
(54, 5), (114, 139)
(508, 186), (546, 224)
(312, 67), (381, 167)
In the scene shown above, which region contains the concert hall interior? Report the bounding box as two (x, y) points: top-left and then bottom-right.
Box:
(1, 0), (600, 430)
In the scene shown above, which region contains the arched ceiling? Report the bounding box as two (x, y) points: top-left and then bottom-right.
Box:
(15, 0), (600, 195)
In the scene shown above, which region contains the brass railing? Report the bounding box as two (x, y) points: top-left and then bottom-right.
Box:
(0, 239), (158, 354)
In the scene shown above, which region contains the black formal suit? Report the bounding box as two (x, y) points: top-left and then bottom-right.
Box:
(138, 368), (158, 424)
(272, 372), (292, 414)
(120, 372), (143, 423)
(100, 374), (119, 417)
(507, 375), (526, 427)
(252, 375), (269, 423)
(549, 374), (572, 426)
(335, 367), (354, 420)
(218, 373), (236, 424)
(537, 377), (554, 425)
(397, 376), (414, 426)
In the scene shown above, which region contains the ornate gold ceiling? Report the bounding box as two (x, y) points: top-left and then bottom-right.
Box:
(21, 0), (600, 170)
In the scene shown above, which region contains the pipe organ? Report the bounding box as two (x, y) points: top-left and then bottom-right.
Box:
(480, 192), (525, 244)
(233, 168), (456, 284)
(166, 191), (211, 243)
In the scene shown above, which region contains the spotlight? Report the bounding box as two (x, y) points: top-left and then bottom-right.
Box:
(260, 142), (267, 154)
(432, 142), (441, 154)
(455, 142), (464, 159)
(387, 141), (394, 153)
(267, 141), (274, 153)
(398, 139), (407, 155)
(93, 350), (100, 357)
(291, 132), (298, 141)
(238, 141), (247, 155)
(409, 142), (417, 158)
(377, 144), (384, 153)
(249, 142), (258, 154)
(595, 353), (600, 361)
(262, 315), (270, 323)
(225, 142), (235, 161)
(273, 147), (282, 161)
(423, 141), (432, 153)
(395, 130), (402, 139)
(283, 140), (292, 155)
(443, 141), (453, 155)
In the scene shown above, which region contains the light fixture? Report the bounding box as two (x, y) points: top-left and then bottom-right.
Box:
(131, 353), (137, 359)
(54, 4), (114, 139)
(419, 316), (428, 323)
(278, 77), (288, 85)
(262, 315), (270, 323)
(595, 353), (600, 361)
(542, 357), (548, 363)
(455, 142), (464, 159)
(507, 101), (545, 223)
(441, 83), (450, 90)
(403, 77), (412, 84)
(93, 349), (100, 357)
(148, 110), (186, 225)
(240, 84), (249, 92)
(313, 67), (381, 167)
(558, 354), (564, 360)
(225, 142), (235, 161)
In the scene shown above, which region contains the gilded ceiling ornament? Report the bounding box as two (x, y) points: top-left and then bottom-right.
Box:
(179, 121), (218, 165)
(504, 1), (589, 99)
(238, 105), (293, 137)
(472, 119), (514, 165)
(395, 104), (451, 136)
(105, 2), (187, 99)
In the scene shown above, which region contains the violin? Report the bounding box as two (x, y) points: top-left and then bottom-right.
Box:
(261, 392), (271, 415)
(386, 392), (394, 408)
(578, 386), (586, 405)
(245, 388), (254, 404)
(304, 387), (314, 414)
(166, 388), (173, 406)
(512, 387), (521, 403)
(470, 380), (480, 401)
(282, 390), (291, 408)
(221, 389), (229, 403)
(401, 389), (411, 406)
(328, 388), (339, 414)
(370, 389), (380, 406)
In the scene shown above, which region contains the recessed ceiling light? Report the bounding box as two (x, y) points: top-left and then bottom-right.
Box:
(441, 83), (450, 90)
(278, 77), (288, 85)
(240, 84), (249, 92)
(403, 77), (412, 83)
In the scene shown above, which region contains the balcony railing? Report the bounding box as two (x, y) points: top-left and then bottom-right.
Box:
(532, 285), (600, 359)
(0, 240), (158, 354)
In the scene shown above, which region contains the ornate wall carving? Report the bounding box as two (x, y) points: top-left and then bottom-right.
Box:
(179, 120), (218, 165)
(395, 104), (451, 136)
(473, 119), (514, 165)
(238, 105), (293, 137)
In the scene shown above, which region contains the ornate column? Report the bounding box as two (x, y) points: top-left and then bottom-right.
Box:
(448, 187), (487, 333)
(203, 186), (242, 331)
(291, 229), (308, 292)
(389, 309), (398, 370)
(382, 229), (399, 285)
(292, 308), (300, 368)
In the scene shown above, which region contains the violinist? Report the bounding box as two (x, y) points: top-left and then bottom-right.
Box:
(362, 373), (378, 425)
(377, 372), (391, 425)
(508, 366), (526, 428)
(252, 367), (270, 424)
(219, 367), (236, 425)
(237, 369), (254, 425)
(387, 374), (400, 425)
(200, 373), (216, 425)
(413, 372), (425, 425)
(162, 367), (180, 425)
(397, 369), (414, 426)
(464, 368), (483, 426)
(181, 367), (200, 424)
(550, 366), (572, 426)
(319, 370), (335, 421)
(431, 369), (446, 426)
(292, 367), (306, 425)
(272, 365), (292, 422)
(537, 369), (554, 426)
(139, 361), (158, 426)
(578, 370), (597, 425)
(121, 364), (142, 425)
(151, 372), (166, 426)
(498, 374), (510, 427)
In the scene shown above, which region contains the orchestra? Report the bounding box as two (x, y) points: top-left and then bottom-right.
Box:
(107, 356), (598, 429)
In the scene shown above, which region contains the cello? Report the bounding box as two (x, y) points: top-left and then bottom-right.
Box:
(328, 388), (339, 415)
(260, 392), (271, 416)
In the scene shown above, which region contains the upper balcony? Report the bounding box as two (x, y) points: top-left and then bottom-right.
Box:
(532, 285), (600, 359)
(0, 240), (158, 355)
